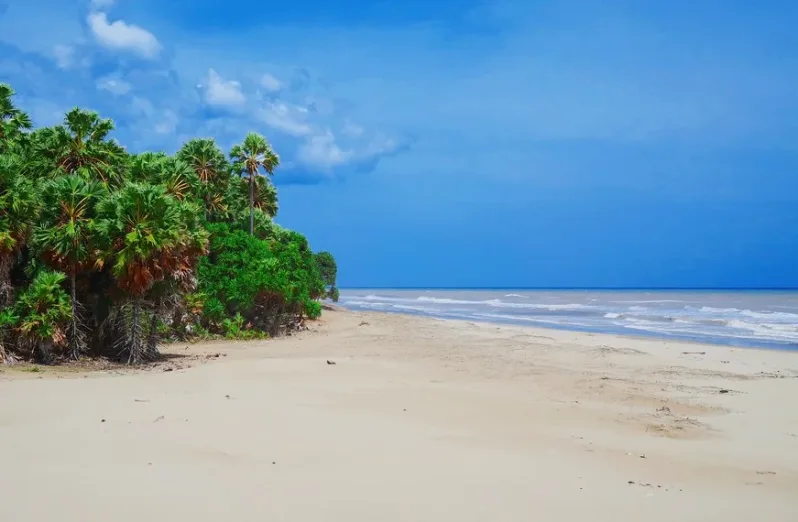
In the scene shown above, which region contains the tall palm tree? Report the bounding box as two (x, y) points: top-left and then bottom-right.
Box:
(0, 83), (32, 152)
(33, 175), (106, 359)
(94, 182), (206, 363)
(229, 174), (278, 218)
(0, 154), (38, 307)
(177, 138), (230, 219)
(145, 199), (208, 356)
(31, 108), (128, 185)
(230, 132), (279, 235)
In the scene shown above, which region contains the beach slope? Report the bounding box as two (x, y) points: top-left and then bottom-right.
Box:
(1, 309), (797, 521)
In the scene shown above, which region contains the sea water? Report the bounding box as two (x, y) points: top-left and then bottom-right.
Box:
(338, 289), (798, 349)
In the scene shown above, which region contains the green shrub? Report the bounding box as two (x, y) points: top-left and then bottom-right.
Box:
(304, 300), (322, 319)
(14, 270), (71, 361)
(198, 222), (326, 335)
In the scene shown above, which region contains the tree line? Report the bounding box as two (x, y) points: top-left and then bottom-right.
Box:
(0, 83), (338, 365)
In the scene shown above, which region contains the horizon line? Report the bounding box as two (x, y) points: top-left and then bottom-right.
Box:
(339, 287), (798, 291)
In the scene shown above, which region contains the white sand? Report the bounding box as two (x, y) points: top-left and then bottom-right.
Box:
(1, 309), (797, 521)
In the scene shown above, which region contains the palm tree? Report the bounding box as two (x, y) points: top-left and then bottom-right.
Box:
(0, 83), (32, 152)
(33, 175), (107, 359)
(145, 199), (208, 356)
(230, 132), (279, 235)
(14, 270), (71, 362)
(32, 108), (128, 185)
(229, 174), (278, 218)
(94, 182), (206, 363)
(130, 153), (200, 202)
(0, 154), (38, 307)
(177, 138), (230, 219)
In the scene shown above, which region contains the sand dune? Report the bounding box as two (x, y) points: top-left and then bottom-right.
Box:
(1, 309), (797, 521)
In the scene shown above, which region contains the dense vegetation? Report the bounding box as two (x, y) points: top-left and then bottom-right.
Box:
(0, 83), (338, 365)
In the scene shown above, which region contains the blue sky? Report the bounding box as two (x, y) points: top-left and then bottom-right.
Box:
(1, 0), (797, 288)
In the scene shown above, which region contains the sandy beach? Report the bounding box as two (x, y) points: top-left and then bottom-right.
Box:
(1, 308), (797, 521)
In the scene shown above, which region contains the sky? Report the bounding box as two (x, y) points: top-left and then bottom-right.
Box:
(1, 0), (797, 288)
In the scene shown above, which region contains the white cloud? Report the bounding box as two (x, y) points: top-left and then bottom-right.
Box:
(90, 0), (116, 9)
(199, 69), (246, 108)
(298, 131), (353, 169)
(258, 101), (313, 136)
(154, 111), (178, 134)
(294, 127), (401, 171)
(52, 45), (74, 69)
(261, 73), (282, 93)
(341, 121), (364, 138)
(87, 12), (160, 59)
(96, 75), (131, 95)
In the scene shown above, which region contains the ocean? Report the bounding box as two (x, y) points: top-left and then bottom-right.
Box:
(338, 289), (798, 349)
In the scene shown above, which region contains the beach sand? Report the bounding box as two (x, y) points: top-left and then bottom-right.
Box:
(1, 308), (797, 521)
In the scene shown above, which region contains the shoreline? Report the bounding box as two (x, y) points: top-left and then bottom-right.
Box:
(2, 308), (797, 520)
(337, 288), (798, 351)
(350, 307), (798, 354)
(3, 307), (795, 379)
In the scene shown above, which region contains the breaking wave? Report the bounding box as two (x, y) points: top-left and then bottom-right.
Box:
(340, 290), (798, 348)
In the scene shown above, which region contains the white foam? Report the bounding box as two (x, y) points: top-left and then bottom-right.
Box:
(612, 299), (684, 304)
(416, 296), (480, 305)
(362, 294), (411, 302)
(740, 310), (798, 322)
(344, 300), (387, 306)
(392, 304), (440, 314)
(699, 306), (741, 314)
(487, 301), (591, 311)
(416, 296), (591, 311)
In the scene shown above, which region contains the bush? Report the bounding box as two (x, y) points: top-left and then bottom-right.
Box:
(198, 223), (326, 335)
(305, 300), (322, 319)
(14, 271), (71, 361)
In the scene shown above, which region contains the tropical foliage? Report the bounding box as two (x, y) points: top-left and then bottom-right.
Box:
(0, 83), (337, 365)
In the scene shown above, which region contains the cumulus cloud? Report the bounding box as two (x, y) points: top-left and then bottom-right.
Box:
(87, 12), (161, 59)
(199, 69), (246, 108)
(96, 75), (131, 95)
(295, 128), (403, 173)
(261, 73), (282, 93)
(298, 131), (352, 169)
(258, 101), (313, 136)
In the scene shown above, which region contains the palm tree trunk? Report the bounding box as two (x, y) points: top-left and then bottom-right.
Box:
(67, 272), (85, 360)
(249, 171), (255, 235)
(128, 299), (145, 364)
(146, 302), (160, 359)
(0, 254), (13, 308)
(0, 257), (13, 363)
(38, 338), (53, 364)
